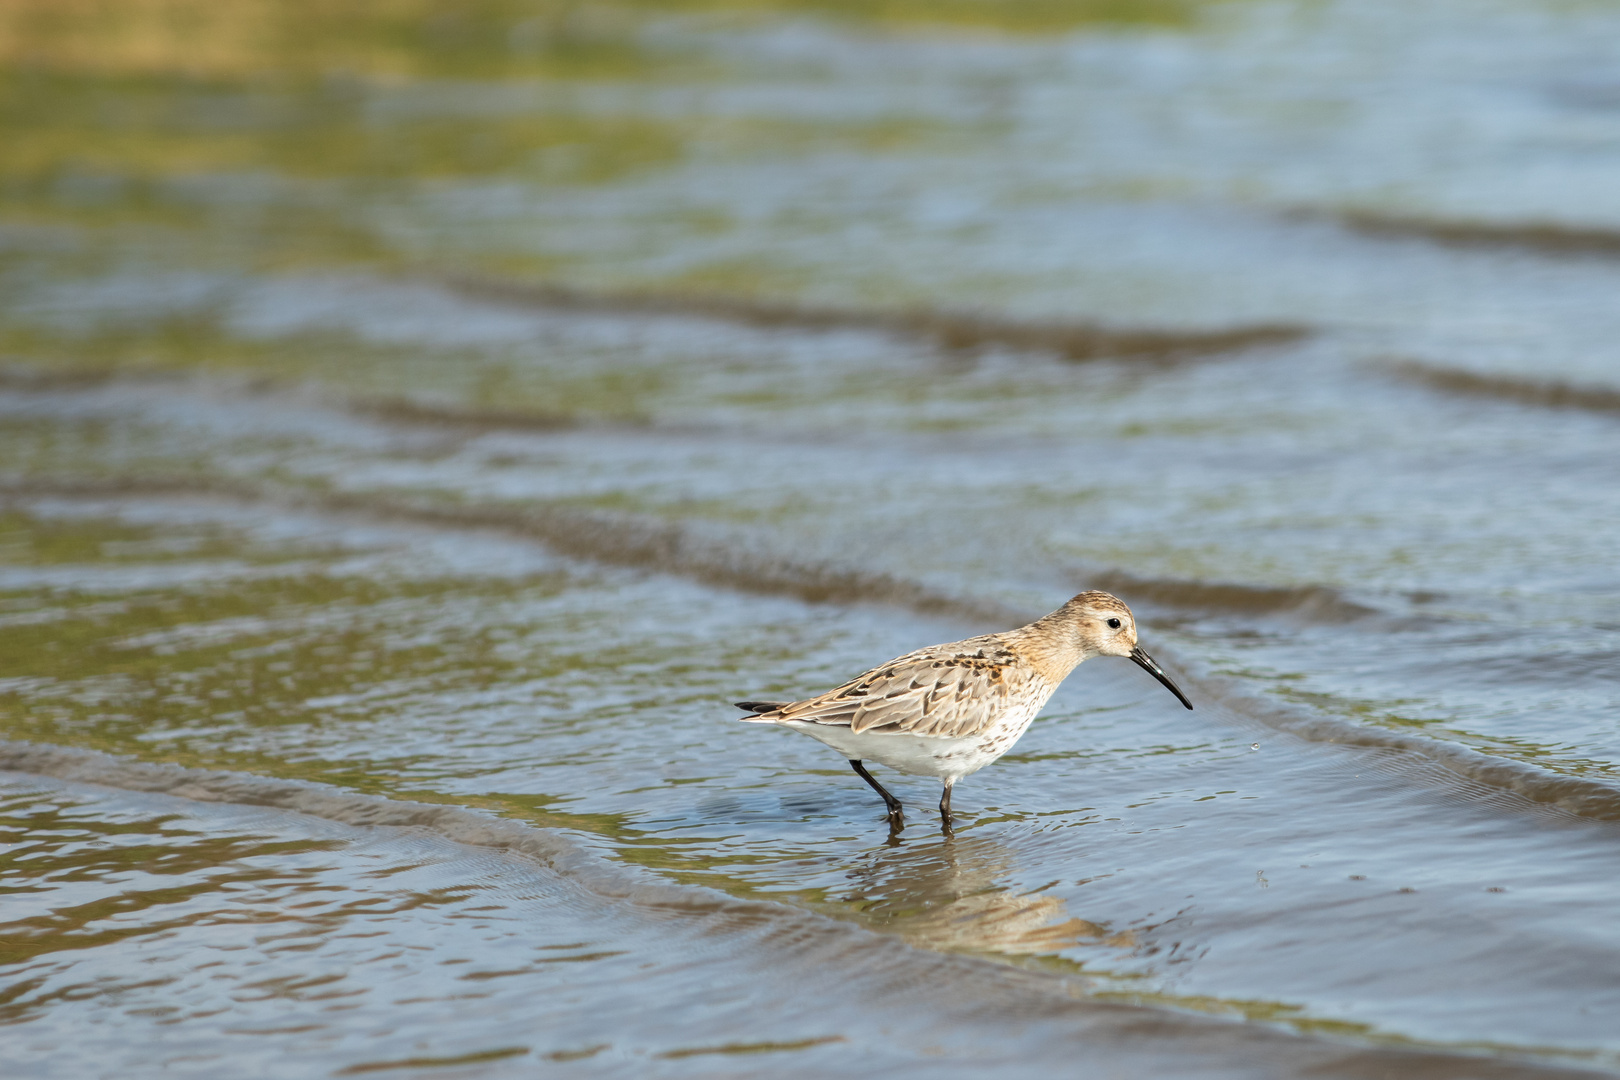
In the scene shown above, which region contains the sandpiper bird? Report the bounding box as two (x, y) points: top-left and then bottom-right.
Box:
(735, 591), (1191, 828)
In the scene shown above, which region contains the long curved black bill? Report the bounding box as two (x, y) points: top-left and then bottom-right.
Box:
(1130, 646), (1193, 710)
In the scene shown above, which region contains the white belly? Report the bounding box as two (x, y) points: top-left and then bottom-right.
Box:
(781, 707), (1042, 782)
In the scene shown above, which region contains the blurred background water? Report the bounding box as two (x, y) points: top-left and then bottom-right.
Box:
(3, 1), (1620, 1076)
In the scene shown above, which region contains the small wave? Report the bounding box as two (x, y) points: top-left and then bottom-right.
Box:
(0, 738), (758, 914)
(347, 397), (589, 432)
(1202, 680), (1620, 822)
(1335, 211), (1620, 258)
(0, 477), (1029, 627)
(0, 363), (599, 434)
(0, 739), (583, 872)
(1383, 360), (1620, 416)
(1087, 570), (1379, 623)
(0, 363), (154, 390)
(0, 475), (261, 502)
(0, 471), (1378, 628)
(320, 493), (1033, 628)
(440, 275), (1309, 364)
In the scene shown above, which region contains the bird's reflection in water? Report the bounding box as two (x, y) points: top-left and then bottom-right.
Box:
(834, 832), (1135, 956)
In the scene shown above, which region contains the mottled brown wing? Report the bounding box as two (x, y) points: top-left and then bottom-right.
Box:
(763, 645), (1027, 739)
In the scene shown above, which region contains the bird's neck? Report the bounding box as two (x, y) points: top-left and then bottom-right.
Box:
(1006, 615), (1089, 685)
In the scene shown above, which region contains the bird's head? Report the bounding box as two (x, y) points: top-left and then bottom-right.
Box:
(1062, 590), (1139, 658)
(1060, 591), (1192, 710)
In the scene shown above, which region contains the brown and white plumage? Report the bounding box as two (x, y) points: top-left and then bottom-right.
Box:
(736, 591), (1191, 829)
(748, 637), (1035, 738)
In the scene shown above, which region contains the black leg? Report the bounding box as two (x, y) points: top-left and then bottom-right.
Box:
(849, 760), (903, 824)
(939, 783), (955, 835)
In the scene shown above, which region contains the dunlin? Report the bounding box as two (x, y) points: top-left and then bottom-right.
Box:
(736, 591), (1191, 829)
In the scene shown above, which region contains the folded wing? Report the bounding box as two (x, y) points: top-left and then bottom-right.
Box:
(751, 645), (1027, 739)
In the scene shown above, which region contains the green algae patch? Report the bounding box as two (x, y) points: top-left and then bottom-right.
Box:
(0, 1), (673, 83)
(656, 1035), (846, 1058)
(338, 1046), (531, 1073)
(0, 510), (243, 566)
(0, 315), (671, 427)
(0, 0), (1217, 93)
(663, 0), (1210, 32)
(0, 70), (690, 186)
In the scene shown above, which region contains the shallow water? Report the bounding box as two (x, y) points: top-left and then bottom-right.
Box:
(3, 1), (1620, 1075)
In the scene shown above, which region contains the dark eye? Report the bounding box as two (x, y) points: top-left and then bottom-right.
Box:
(1106, 617), (1122, 630)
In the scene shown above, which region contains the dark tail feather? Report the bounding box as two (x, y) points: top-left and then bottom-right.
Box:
(735, 701), (786, 714)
